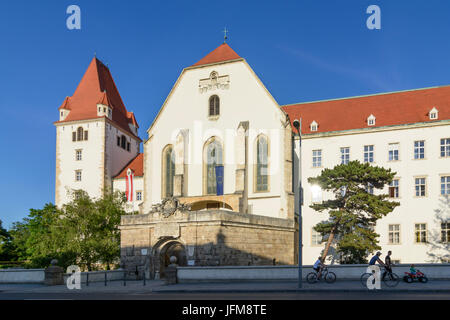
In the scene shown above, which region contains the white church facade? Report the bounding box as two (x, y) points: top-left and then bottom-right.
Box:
(54, 43), (450, 276)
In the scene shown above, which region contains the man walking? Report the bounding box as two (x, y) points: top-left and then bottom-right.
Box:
(382, 250), (393, 280)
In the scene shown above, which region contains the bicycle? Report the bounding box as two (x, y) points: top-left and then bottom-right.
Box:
(360, 266), (399, 288)
(306, 266), (337, 284)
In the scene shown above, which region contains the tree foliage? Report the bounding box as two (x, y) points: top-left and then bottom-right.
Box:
(9, 190), (128, 270)
(308, 161), (400, 264)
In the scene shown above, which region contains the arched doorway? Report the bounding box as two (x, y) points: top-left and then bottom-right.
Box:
(152, 239), (187, 278)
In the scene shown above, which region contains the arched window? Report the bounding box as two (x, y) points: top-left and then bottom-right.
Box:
(255, 135), (269, 192)
(209, 95), (220, 117)
(77, 127), (84, 141)
(204, 138), (223, 195)
(162, 145), (175, 198)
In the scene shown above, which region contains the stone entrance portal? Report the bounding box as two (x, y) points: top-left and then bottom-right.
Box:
(153, 239), (187, 278)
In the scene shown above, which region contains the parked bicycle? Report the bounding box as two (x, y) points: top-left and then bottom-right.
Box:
(360, 266), (399, 288)
(306, 266), (337, 284)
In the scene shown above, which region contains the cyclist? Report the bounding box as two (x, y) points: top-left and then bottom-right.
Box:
(382, 251), (394, 280)
(369, 251), (385, 267)
(313, 256), (324, 279)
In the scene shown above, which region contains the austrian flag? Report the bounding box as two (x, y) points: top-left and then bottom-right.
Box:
(126, 168), (134, 202)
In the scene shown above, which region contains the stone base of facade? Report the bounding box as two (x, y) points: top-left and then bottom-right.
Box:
(119, 209), (297, 279)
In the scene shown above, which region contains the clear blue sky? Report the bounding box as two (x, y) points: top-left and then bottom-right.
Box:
(1, 0), (450, 229)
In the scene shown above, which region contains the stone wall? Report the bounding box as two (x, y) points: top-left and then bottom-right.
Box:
(119, 209), (296, 278)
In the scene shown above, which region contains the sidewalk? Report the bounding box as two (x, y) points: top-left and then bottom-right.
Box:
(1, 279), (450, 294)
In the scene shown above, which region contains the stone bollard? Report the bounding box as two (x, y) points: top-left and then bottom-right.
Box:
(44, 259), (64, 286)
(165, 256), (178, 285)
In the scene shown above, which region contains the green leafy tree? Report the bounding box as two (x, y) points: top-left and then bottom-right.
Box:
(60, 190), (127, 270)
(308, 161), (400, 264)
(0, 219), (16, 262)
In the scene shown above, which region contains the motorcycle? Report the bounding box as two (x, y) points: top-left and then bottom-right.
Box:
(403, 269), (428, 283)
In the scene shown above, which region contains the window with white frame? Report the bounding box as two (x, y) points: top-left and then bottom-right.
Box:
(310, 121), (318, 132)
(441, 138), (450, 157)
(388, 143), (399, 161)
(441, 176), (450, 195)
(136, 191), (142, 201)
(312, 150), (322, 167)
(76, 149), (82, 161)
(365, 183), (374, 195)
(389, 179), (399, 198)
(441, 222), (450, 243)
(388, 224), (400, 244)
(414, 140), (425, 159)
(367, 114), (376, 126)
(364, 145), (374, 163)
(415, 177), (426, 197)
(75, 170), (82, 182)
(340, 147), (350, 164)
(311, 229), (323, 246)
(311, 185), (323, 203)
(415, 224), (427, 243)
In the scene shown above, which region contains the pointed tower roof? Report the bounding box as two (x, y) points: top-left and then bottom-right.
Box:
(55, 57), (140, 139)
(191, 43), (242, 67)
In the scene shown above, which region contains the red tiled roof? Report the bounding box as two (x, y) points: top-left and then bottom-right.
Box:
(191, 43), (242, 67)
(115, 153), (144, 179)
(55, 57), (140, 140)
(282, 86), (450, 135)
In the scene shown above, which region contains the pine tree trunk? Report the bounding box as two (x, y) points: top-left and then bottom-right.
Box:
(321, 218), (341, 261)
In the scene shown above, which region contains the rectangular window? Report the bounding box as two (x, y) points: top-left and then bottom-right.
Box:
(441, 222), (450, 243)
(364, 145), (374, 163)
(441, 138), (450, 157)
(84, 130), (88, 141)
(415, 177), (426, 197)
(127, 142), (130, 152)
(388, 143), (399, 161)
(388, 224), (400, 244)
(414, 140), (425, 159)
(441, 176), (450, 195)
(311, 229), (322, 246)
(389, 179), (399, 198)
(75, 170), (82, 182)
(365, 183), (374, 195)
(136, 191), (142, 201)
(72, 132), (76, 142)
(340, 147), (350, 164)
(76, 150), (82, 161)
(312, 150), (322, 167)
(415, 224), (427, 243)
(117, 136), (120, 146)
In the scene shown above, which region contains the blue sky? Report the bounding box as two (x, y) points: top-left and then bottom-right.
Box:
(1, 0), (450, 228)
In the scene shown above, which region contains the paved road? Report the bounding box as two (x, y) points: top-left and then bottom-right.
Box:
(1, 291), (449, 300)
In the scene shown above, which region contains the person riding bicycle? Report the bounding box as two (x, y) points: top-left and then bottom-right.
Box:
(313, 256), (324, 279)
(369, 251), (386, 269)
(382, 250), (394, 280)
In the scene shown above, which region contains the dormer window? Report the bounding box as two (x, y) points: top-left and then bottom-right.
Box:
(367, 114), (376, 126)
(429, 107), (438, 120)
(310, 121), (318, 132)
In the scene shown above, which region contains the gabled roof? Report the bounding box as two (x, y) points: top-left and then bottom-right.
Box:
(191, 43), (242, 67)
(282, 85), (450, 135)
(55, 57), (140, 140)
(114, 153), (144, 179)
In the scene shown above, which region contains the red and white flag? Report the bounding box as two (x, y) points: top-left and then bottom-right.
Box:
(126, 168), (134, 202)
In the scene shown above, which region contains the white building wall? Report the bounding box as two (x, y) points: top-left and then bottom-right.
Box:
(143, 60), (290, 219)
(297, 123), (450, 264)
(112, 176), (144, 212)
(55, 120), (106, 206)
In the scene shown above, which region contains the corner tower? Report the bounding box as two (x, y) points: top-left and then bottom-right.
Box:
(54, 57), (141, 207)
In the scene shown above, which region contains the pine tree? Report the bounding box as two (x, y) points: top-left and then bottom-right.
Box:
(308, 161), (400, 264)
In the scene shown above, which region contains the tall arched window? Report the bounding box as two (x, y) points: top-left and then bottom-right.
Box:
(209, 95), (220, 117)
(255, 135), (269, 192)
(162, 145), (175, 198)
(204, 138), (223, 195)
(77, 127), (84, 141)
